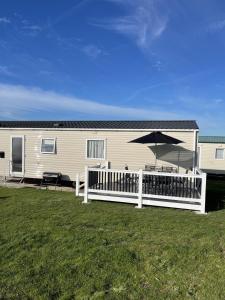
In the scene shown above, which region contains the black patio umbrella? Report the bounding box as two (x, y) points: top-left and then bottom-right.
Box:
(129, 131), (183, 167)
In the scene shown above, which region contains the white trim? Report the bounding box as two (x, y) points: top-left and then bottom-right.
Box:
(88, 194), (138, 204)
(137, 169), (143, 208)
(76, 173), (79, 196)
(10, 135), (25, 177)
(142, 199), (200, 211)
(85, 166), (207, 213)
(83, 166), (89, 204)
(89, 167), (203, 178)
(86, 138), (106, 160)
(197, 145), (201, 169)
(200, 172), (207, 213)
(88, 189), (201, 203)
(0, 128), (199, 132)
(87, 195), (201, 210)
(195, 167), (203, 175)
(89, 167), (137, 174)
(142, 193), (201, 203)
(215, 148), (224, 160)
(89, 189), (138, 197)
(192, 130), (198, 173)
(91, 168), (137, 174)
(143, 170), (202, 178)
(40, 138), (56, 154)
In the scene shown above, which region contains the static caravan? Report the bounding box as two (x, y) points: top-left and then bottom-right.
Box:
(0, 120), (198, 182)
(198, 136), (225, 175)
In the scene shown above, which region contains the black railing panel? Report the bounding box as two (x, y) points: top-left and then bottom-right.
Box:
(142, 173), (201, 199)
(88, 170), (139, 194)
(88, 169), (202, 199)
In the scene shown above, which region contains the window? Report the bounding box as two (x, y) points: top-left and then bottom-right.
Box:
(215, 148), (224, 160)
(41, 138), (56, 154)
(87, 139), (105, 159)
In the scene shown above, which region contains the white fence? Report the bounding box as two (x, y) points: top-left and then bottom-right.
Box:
(75, 162), (109, 197)
(77, 167), (207, 214)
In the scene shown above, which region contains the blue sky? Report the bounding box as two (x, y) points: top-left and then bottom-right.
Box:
(0, 0), (225, 134)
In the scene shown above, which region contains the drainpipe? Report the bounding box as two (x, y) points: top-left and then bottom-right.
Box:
(193, 130), (198, 174)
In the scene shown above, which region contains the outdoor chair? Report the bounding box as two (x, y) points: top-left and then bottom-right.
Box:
(40, 172), (62, 190)
(122, 165), (139, 193)
(145, 165), (160, 172)
(145, 165), (154, 171)
(162, 166), (174, 173)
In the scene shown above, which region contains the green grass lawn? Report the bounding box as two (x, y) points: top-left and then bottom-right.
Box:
(0, 180), (225, 299)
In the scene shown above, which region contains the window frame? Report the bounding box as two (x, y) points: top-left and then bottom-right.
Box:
(86, 138), (106, 160)
(215, 148), (224, 160)
(41, 138), (56, 154)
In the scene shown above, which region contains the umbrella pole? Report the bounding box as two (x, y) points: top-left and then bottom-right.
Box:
(155, 143), (157, 168)
(178, 150), (180, 173)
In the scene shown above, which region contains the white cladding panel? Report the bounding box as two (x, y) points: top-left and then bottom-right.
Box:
(0, 129), (195, 180)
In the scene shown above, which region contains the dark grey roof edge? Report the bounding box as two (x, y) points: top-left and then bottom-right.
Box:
(0, 120), (199, 130)
(199, 136), (225, 143)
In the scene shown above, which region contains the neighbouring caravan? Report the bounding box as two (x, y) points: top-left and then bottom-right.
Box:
(198, 136), (225, 175)
(0, 120), (199, 182)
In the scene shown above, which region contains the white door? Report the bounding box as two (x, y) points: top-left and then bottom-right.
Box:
(10, 136), (24, 177)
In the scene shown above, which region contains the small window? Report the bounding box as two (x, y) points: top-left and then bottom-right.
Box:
(41, 138), (56, 154)
(87, 139), (105, 159)
(215, 148), (224, 160)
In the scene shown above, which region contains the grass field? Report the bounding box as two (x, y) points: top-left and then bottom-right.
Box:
(0, 179), (225, 299)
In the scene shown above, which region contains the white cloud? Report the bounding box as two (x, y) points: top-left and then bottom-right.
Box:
(0, 66), (14, 77)
(0, 83), (177, 120)
(0, 17), (10, 24)
(21, 24), (42, 37)
(153, 60), (163, 71)
(214, 98), (224, 104)
(82, 44), (103, 59)
(207, 19), (225, 32)
(0, 83), (224, 134)
(22, 25), (42, 31)
(93, 0), (168, 49)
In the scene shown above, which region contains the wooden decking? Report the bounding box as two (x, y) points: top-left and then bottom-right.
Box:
(88, 172), (202, 199)
(79, 167), (207, 213)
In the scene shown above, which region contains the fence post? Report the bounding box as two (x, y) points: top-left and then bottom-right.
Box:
(136, 169), (143, 209)
(200, 172), (207, 214)
(83, 166), (89, 204)
(75, 173), (79, 196)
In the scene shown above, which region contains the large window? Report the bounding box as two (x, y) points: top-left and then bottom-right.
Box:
(87, 139), (105, 159)
(41, 138), (56, 154)
(215, 148), (224, 160)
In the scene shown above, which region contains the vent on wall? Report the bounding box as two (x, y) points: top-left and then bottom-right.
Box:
(53, 123), (64, 127)
(0, 151), (5, 158)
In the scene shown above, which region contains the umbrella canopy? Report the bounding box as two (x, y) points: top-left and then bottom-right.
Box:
(129, 131), (183, 145)
(129, 131), (183, 169)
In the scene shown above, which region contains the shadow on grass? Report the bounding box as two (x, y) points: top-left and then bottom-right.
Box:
(206, 178), (225, 212)
(0, 196), (9, 201)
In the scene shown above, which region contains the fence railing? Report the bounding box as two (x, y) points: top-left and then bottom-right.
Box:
(75, 162), (109, 196)
(195, 167), (203, 175)
(82, 167), (207, 213)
